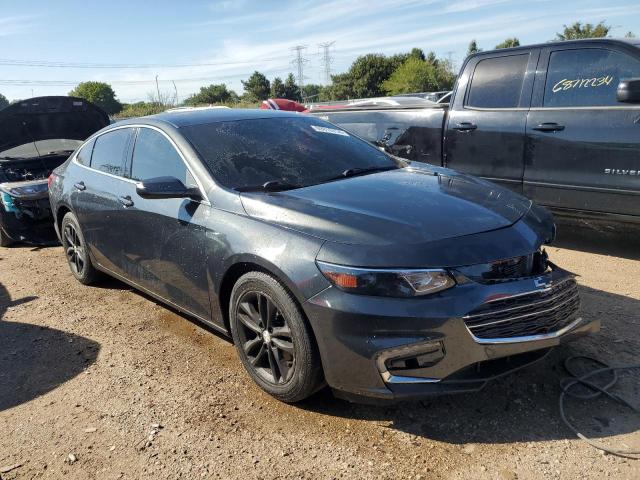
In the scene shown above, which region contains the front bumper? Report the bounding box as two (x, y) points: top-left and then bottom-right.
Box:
(303, 266), (599, 403)
(0, 186), (58, 245)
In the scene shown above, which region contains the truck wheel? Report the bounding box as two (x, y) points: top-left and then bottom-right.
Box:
(230, 271), (324, 403)
(61, 212), (99, 285)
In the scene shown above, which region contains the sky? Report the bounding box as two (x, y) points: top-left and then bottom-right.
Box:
(1, 0), (639, 103)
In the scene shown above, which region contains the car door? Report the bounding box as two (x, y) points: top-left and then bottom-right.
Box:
(70, 127), (133, 276)
(524, 43), (640, 216)
(443, 49), (539, 193)
(118, 126), (211, 320)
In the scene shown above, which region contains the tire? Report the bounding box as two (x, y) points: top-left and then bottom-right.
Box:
(60, 212), (99, 285)
(0, 228), (14, 247)
(230, 271), (324, 403)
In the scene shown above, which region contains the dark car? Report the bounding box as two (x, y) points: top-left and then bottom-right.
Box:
(0, 96), (109, 245)
(310, 39), (640, 232)
(48, 109), (599, 403)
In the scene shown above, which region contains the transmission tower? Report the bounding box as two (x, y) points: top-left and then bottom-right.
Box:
(318, 41), (335, 84)
(291, 45), (308, 88)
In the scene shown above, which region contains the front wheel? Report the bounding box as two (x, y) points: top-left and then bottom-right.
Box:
(230, 271), (324, 403)
(61, 212), (99, 285)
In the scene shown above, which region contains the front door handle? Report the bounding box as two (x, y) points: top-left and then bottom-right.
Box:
(533, 122), (565, 132)
(119, 195), (134, 207)
(74, 181), (86, 191)
(453, 122), (477, 132)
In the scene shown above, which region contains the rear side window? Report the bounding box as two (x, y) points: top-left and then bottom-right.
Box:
(75, 138), (95, 166)
(130, 128), (193, 186)
(90, 129), (131, 176)
(466, 54), (529, 108)
(544, 48), (640, 107)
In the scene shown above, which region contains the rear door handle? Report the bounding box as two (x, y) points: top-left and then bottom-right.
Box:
(119, 195), (134, 207)
(453, 122), (477, 132)
(74, 181), (86, 191)
(533, 122), (565, 132)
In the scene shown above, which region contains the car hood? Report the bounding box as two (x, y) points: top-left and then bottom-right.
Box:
(240, 164), (532, 247)
(0, 96), (110, 154)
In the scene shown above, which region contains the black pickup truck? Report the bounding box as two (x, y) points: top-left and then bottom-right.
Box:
(310, 38), (640, 230)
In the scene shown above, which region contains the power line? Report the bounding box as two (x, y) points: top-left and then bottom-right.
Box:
(0, 66), (293, 87)
(318, 41), (335, 84)
(290, 45), (308, 88)
(0, 55), (292, 69)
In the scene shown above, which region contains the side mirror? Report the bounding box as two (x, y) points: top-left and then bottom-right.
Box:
(617, 78), (640, 103)
(135, 176), (202, 200)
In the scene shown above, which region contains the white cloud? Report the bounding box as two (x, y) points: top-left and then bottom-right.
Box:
(0, 15), (38, 37)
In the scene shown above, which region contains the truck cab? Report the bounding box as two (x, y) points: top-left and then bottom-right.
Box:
(446, 38), (640, 225)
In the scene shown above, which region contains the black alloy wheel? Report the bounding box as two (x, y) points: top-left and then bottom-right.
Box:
(229, 271), (324, 402)
(61, 212), (98, 285)
(235, 291), (295, 384)
(64, 222), (86, 276)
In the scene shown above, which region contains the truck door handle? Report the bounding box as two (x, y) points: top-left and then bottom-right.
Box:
(74, 181), (86, 191)
(119, 195), (134, 207)
(453, 122), (477, 132)
(533, 123), (565, 132)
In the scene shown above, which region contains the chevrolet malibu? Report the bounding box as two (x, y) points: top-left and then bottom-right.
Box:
(49, 109), (599, 403)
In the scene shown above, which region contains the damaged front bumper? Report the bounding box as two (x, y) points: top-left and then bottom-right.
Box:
(0, 179), (58, 245)
(304, 266), (599, 403)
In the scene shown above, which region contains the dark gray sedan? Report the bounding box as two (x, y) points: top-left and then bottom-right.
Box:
(48, 109), (599, 403)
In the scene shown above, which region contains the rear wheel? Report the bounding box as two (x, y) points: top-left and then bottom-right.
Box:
(61, 212), (99, 285)
(230, 271), (323, 403)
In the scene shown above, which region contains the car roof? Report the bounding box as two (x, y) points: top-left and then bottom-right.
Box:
(116, 108), (302, 128)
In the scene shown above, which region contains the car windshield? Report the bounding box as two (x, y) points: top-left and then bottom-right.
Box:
(182, 116), (400, 190)
(0, 139), (83, 159)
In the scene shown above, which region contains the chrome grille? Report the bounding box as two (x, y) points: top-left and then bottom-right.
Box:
(464, 278), (580, 340)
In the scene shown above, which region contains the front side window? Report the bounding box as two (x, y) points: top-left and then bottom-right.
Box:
(466, 54), (529, 108)
(90, 129), (131, 176)
(182, 116), (397, 190)
(130, 128), (193, 186)
(544, 48), (640, 107)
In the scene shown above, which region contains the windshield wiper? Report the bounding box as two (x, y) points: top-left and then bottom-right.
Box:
(321, 164), (400, 183)
(235, 180), (302, 192)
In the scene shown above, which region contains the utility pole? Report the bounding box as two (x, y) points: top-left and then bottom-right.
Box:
(155, 75), (161, 105)
(172, 81), (178, 106)
(445, 50), (456, 72)
(291, 45), (308, 89)
(318, 41), (335, 84)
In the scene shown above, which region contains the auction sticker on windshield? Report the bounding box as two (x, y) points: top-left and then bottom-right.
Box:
(311, 125), (349, 136)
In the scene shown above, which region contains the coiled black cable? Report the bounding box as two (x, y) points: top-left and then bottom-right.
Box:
(559, 356), (640, 458)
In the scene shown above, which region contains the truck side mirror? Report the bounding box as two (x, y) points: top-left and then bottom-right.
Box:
(616, 78), (640, 103)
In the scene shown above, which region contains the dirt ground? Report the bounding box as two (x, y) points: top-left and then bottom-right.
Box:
(0, 225), (638, 479)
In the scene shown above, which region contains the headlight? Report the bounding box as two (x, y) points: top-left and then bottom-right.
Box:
(316, 261), (456, 297)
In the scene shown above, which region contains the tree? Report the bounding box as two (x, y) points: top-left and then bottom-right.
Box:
(69, 81), (122, 114)
(382, 57), (439, 95)
(330, 54), (398, 99)
(467, 40), (482, 56)
(270, 77), (286, 98)
(409, 48), (426, 61)
(0, 93), (8, 110)
(241, 71), (270, 101)
(283, 73), (300, 100)
(625, 31), (636, 38)
(495, 37), (520, 49)
(556, 21), (610, 40)
(184, 83), (237, 105)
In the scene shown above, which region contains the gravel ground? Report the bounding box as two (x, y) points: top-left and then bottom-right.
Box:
(0, 226), (638, 479)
